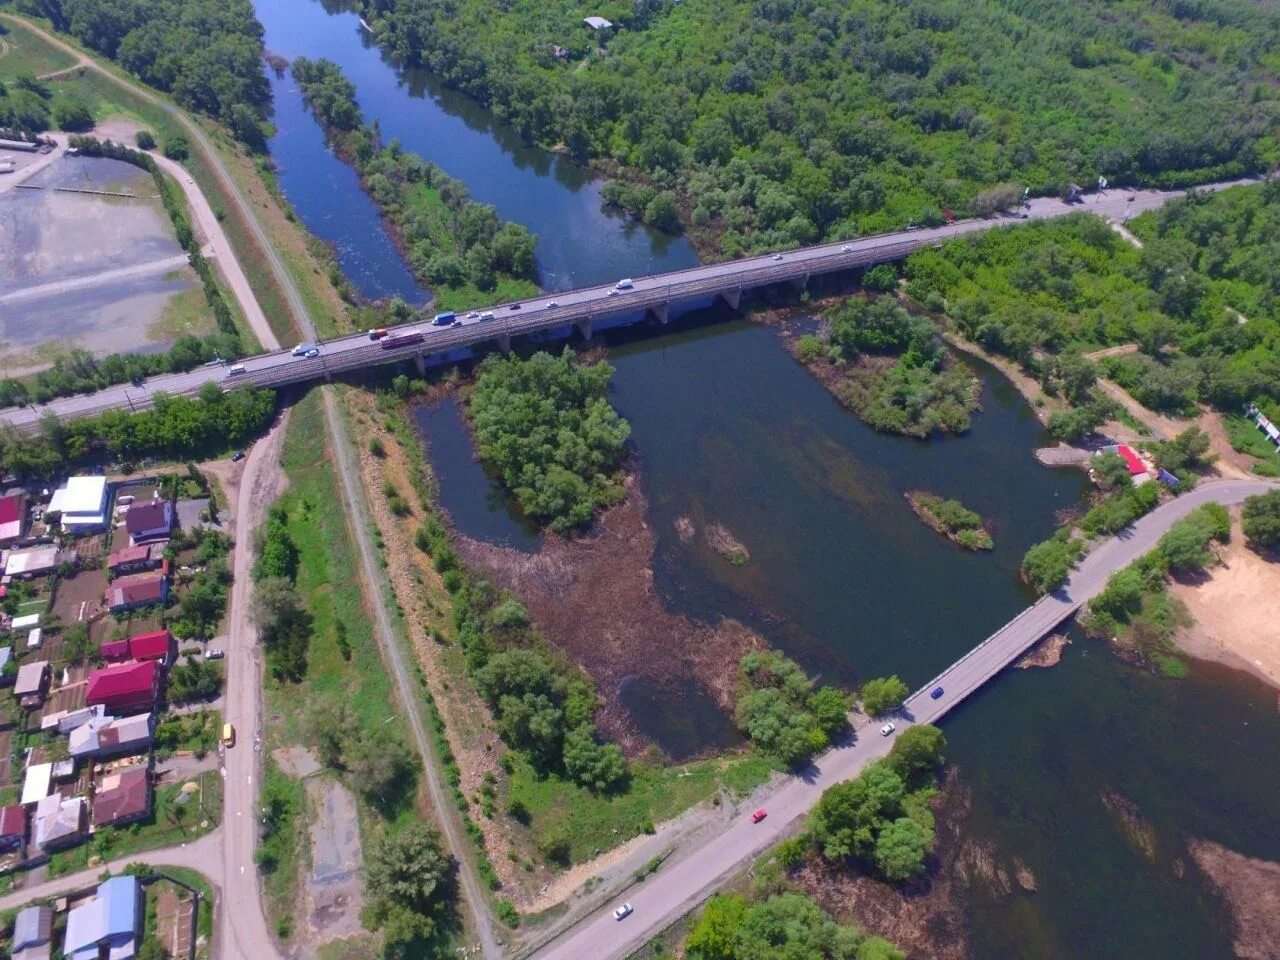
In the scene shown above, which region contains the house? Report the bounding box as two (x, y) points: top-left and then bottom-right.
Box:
(47, 476), (109, 532)
(584, 15), (613, 29)
(0, 803), (26, 851)
(11, 904), (53, 960)
(63, 876), (142, 960)
(0, 493), (27, 545)
(4, 544), (69, 578)
(21, 762), (52, 806)
(69, 712), (153, 760)
(105, 542), (162, 575)
(0, 645), (11, 683)
(91, 766), (151, 830)
(127, 628), (174, 665)
(124, 499), (173, 543)
(1099, 444), (1153, 483)
(86, 661), (160, 713)
(32, 793), (86, 850)
(14, 660), (49, 708)
(104, 569), (168, 613)
(41, 703), (101, 734)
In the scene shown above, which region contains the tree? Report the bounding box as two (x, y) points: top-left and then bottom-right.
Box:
(250, 576), (311, 681)
(162, 133), (189, 160)
(810, 685), (851, 737)
(53, 97), (93, 131)
(363, 826), (458, 952)
(1154, 426), (1214, 472)
(1092, 450), (1132, 490)
(1022, 537), (1074, 593)
(135, 129), (156, 150)
(811, 760), (906, 861)
(874, 817), (931, 880)
(888, 725), (946, 784)
(346, 727), (415, 813)
(1242, 490), (1280, 549)
(561, 724), (627, 792)
(686, 893), (748, 960)
(169, 654), (221, 701)
(62, 621), (95, 664)
(859, 676), (908, 717)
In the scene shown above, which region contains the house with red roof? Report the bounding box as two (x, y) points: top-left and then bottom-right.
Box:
(0, 803), (26, 851)
(0, 493), (27, 546)
(99, 638), (131, 663)
(104, 569), (168, 613)
(85, 661), (160, 713)
(91, 766), (151, 830)
(105, 543), (162, 576)
(127, 629), (174, 665)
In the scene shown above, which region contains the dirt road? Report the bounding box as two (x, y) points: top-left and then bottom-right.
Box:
(218, 410), (290, 960)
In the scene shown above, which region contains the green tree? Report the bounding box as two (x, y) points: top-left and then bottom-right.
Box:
(1242, 490), (1280, 549)
(888, 724), (946, 784)
(1154, 426), (1214, 472)
(53, 97), (93, 131)
(1022, 537), (1074, 593)
(362, 826), (457, 952)
(811, 760), (906, 861)
(135, 129), (156, 149)
(686, 893), (747, 960)
(561, 724), (627, 792)
(859, 676), (908, 717)
(1092, 451), (1132, 490)
(250, 576), (311, 681)
(873, 816), (931, 881)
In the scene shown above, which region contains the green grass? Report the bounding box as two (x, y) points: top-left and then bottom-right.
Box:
(269, 389), (403, 741)
(0, 17), (75, 77)
(1224, 415), (1280, 467)
(509, 753), (774, 865)
(259, 760), (306, 939)
(147, 283), (219, 342)
(45, 771), (222, 878)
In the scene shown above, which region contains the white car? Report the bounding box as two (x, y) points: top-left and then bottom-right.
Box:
(546, 301), (559, 309)
(772, 254), (784, 261)
(466, 312), (479, 319)
(841, 245), (852, 252)
(613, 903), (633, 921)
(205, 648), (225, 660)
(880, 722), (896, 737)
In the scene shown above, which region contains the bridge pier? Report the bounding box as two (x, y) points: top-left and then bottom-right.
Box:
(413, 352), (426, 377)
(575, 317), (594, 340)
(648, 302), (669, 325)
(790, 274), (810, 292)
(496, 333), (512, 354)
(720, 287), (742, 311)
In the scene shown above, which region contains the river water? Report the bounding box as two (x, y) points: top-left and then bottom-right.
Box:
(257, 1), (1280, 956)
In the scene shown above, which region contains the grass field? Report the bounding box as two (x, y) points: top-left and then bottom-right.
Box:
(1224, 415), (1280, 476)
(509, 753), (773, 865)
(258, 760), (306, 938)
(0, 17), (74, 77)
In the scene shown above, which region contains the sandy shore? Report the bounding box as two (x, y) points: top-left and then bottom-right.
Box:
(1170, 509), (1280, 689)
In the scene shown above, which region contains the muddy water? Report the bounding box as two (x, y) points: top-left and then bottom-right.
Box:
(260, 2), (1280, 956)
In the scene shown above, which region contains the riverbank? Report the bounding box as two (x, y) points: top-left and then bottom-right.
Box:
(1170, 508), (1280, 689)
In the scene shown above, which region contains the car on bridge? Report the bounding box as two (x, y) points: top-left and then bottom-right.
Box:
(292, 343), (315, 356)
(302, 348), (320, 359)
(368, 328), (388, 340)
(931, 686), (944, 700)
(615, 278), (634, 290)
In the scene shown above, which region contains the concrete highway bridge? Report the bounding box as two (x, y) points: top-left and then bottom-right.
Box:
(0, 178), (1253, 431)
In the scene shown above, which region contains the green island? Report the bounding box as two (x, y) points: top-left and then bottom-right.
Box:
(794, 294), (979, 437)
(290, 56), (540, 310)
(905, 491), (993, 550)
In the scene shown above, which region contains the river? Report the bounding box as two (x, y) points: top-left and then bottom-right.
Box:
(256, 1), (1280, 956)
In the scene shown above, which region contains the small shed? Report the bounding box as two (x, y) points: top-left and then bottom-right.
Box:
(584, 15), (613, 29)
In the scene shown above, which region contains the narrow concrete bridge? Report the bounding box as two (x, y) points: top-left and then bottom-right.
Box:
(0, 177), (1254, 430)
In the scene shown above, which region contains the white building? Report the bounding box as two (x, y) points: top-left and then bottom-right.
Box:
(47, 477), (109, 532)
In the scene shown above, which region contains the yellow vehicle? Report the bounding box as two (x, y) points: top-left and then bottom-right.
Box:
(222, 723), (236, 748)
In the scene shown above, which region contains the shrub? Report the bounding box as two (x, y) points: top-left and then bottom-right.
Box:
(859, 676), (909, 717)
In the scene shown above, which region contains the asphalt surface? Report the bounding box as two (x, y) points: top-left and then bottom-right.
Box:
(533, 479), (1278, 960)
(0, 176), (1256, 431)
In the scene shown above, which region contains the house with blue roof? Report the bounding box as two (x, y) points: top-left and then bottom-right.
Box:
(62, 875), (141, 960)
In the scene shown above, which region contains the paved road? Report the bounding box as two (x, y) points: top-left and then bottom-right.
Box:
(218, 414), (290, 960)
(0, 171), (1256, 430)
(0, 831), (221, 912)
(532, 479), (1278, 960)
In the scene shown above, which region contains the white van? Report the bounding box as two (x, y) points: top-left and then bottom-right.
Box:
(614, 278), (634, 290)
(227, 364), (247, 376)
(479, 311), (495, 322)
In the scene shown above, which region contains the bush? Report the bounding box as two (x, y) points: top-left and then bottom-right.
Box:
(859, 676), (908, 717)
(1021, 536), (1076, 593)
(135, 129), (156, 150)
(734, 651), (849, 765)
(1242, 489), (1280, 549)
(53, 97), (94, 131)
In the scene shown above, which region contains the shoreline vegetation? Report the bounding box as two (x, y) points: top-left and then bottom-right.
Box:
(905, 492), (993, 551)
(289, 56), (540, 311)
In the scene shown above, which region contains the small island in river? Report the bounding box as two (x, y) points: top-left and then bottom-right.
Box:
(906, 491), (994, 551)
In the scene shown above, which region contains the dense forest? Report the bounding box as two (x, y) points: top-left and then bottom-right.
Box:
(6, 0), (271, 146)
(352, 0), (1280, 253)
(291, 57), (539, 308)
(905, 182), (1280, 422)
